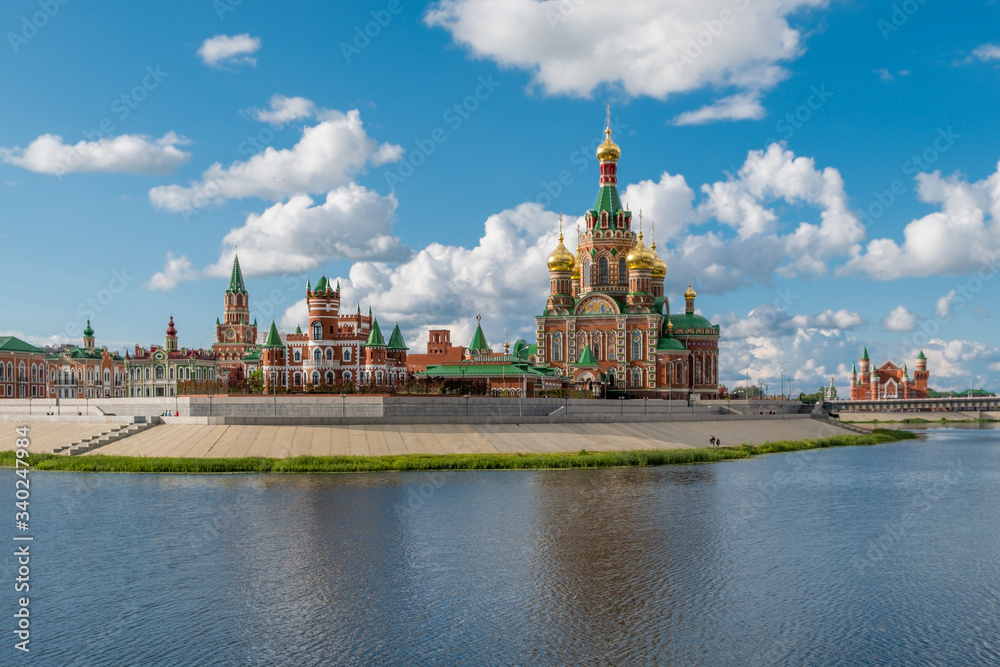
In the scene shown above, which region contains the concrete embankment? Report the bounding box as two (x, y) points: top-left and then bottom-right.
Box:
(838, 410), (1000, 423)
(5, 416), (857, 458)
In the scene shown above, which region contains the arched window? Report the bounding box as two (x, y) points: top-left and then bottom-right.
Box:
(599, 256), (609, 284)
(31, 364), (37, 382)
(312, 322), (322, 340)
(325, 348), (333, 361)
(145, 368), (151, 380)
(294, 350), (301, 362)
(608, 369), (616, 386)
(155, 365), (165, 380)
(583, 259), (591, 286)
(169, 367), (174, 380)
(105, 370), (110, 383)
(631, 368), (641, 387)
(376, 371), (383, 385)
(344, 348), (352, 362)
(0, 364), (4, 381)
(343, 370), (352, 382)
(551, 332), (562, 362)
(293, 372), (302, 385)
(631, 331), (642, 361)
(696, 358), (702, 384)
(619, 257), (626, 284)
(326, 371), (334, 385)
(313, 349), (321, 361)
(312, 371), (320, 385)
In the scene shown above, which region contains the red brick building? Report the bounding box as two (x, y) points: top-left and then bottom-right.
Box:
(407, 329), (467, 373)
(259, 276), (409, 391)
(850, 347), (929, 400)
(212, 253), (259, 375)
(0, 336), (48, 399)
(46, 321), (127, 398)
(534, 121), (720, 398)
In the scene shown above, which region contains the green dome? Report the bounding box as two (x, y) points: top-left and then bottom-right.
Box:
(83, 320), (94, 337)
(656, 336), (685, 351)
(672, 312), (716, 333)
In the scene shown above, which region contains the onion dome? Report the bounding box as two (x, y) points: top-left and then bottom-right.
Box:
(596, 126), (621, 162)
(572, 245), (582, 278)
(166, 316), (177, 337)
(650, 242), (667, 278)
(547, 232), (576, 272)
(684, 284), (697, 300)
(83, 320), (94, 337)
(626, 232), (656, 270)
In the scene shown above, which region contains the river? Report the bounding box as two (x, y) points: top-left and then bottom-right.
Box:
(3, 426), (998, 665)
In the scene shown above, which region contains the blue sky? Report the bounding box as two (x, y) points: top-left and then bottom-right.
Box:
(3, 0), (1000, 393)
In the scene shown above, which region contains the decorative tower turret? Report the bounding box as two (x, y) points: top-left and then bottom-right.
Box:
(214, 252), (259, 369)
(364, 317), (386, 366)
(625, 215), (656, 312)
(913, 350), (929, 392)
(684, 284), (697, 315)
(859, 346), (870, 382)
(82, 320), (95, 351)
(260, 321), (285, 392)
(851, 362), (857, 388)
(165, 316), (178, 353)
(468, 315), (490, 356)
(546, 215), (576, 315)
(650, 221), (667, 301)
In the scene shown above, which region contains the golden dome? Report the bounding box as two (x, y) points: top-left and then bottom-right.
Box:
(684, 283), (697, 300)
(626, 232), (656, 271)
(596, 126), (621, 162)
(650, 241), (667, 278)
(547, 233), (576, 272)
(571, 245), (582, 278)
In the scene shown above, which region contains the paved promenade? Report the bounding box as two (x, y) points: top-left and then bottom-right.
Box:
(4, 417), (859, 458)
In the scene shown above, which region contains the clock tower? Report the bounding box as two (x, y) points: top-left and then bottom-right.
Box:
(213, 252), (259, 374)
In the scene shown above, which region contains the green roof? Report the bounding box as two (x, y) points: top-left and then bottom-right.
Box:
(656, 335), (685, 351)
(862, 346), (869, 361)
(469, 323), (489, 353)
(418, 363), (546, 378)
(512, 338), (529, 359)
(228, 253), (247, 294)
(387, 323), (408, 350)
(83, 320), (94, 337)
(671, 312), (717, 333)
(314, 275), (328, 293)
(295, 325), (302, 334)
(0, 337), (45, 354)
(366, 319), (386, 347)
(592, 185), (628, 219)
(243, 348), (261, 361)
(917, 350), (926, 360)
(577, 345), (598, 366)
(263, 322), (282, 348)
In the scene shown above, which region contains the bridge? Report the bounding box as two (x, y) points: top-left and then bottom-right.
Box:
(827, 396), (999, 413)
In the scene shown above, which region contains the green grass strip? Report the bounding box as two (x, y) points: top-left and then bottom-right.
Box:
(0, 429), (916, 474)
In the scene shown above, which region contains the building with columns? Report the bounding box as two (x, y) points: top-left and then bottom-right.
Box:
(534, 121), (721, 398)
(258, 275), (409, 392)
(46, 320), (127, 398)
(125, 317), (219, 397)
(850, 348), (929, 400)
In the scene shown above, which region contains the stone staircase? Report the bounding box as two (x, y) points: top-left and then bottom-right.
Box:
(54, 422), (158, 456)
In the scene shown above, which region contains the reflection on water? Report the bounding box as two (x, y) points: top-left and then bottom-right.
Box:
(6, 428), (1000, 665)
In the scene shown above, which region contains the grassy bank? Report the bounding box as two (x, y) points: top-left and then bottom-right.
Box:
(0, 429), (917, 474)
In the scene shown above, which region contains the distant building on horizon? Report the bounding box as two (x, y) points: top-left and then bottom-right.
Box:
(849, 347), (929, 400)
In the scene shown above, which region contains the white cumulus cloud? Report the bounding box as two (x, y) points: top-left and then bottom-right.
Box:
(882, 305), (918, 332)
(0, 132), (191, 176)
(198, 34), (261, 68)
(246, 94), (317, 125)
(149, 109), (403, 212)
(673, 91), (766, 126)
(425, 0), (829, 102)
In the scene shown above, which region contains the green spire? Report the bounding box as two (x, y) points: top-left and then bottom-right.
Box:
(852, 362), (856, 374)
(216, 316), (220, 325)
(861, 346), (869, 361)
(228, 253), (247, 294)
(468, 315), (489, 353)
(336, 279), (341, 291)
(295, 324), (302, 334)
(366, 319), (385, 347)
(314, 275), (328, 293)
(83, 320), (94, 337)
(263, 321), (282, 348)
(917, 350), (926, 360)
(577, 345), (598, 366)
(387, 323), (408, 350)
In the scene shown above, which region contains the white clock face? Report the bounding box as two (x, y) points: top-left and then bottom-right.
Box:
(226, 328), (236, 341)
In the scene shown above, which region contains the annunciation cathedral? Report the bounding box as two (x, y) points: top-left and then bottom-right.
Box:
(534, 122), (721, 399)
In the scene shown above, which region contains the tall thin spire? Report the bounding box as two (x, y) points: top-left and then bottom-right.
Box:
(228, 251), (247, 295)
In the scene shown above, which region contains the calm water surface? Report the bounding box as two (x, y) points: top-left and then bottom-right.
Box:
(3, 427), (999, 665)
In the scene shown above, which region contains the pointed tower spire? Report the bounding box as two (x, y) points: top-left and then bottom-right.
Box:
(387, 323), (408, 350)
(263, 321), (282, 347)
(228, 252), (247, 295)
(468, 314), (489, 355)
